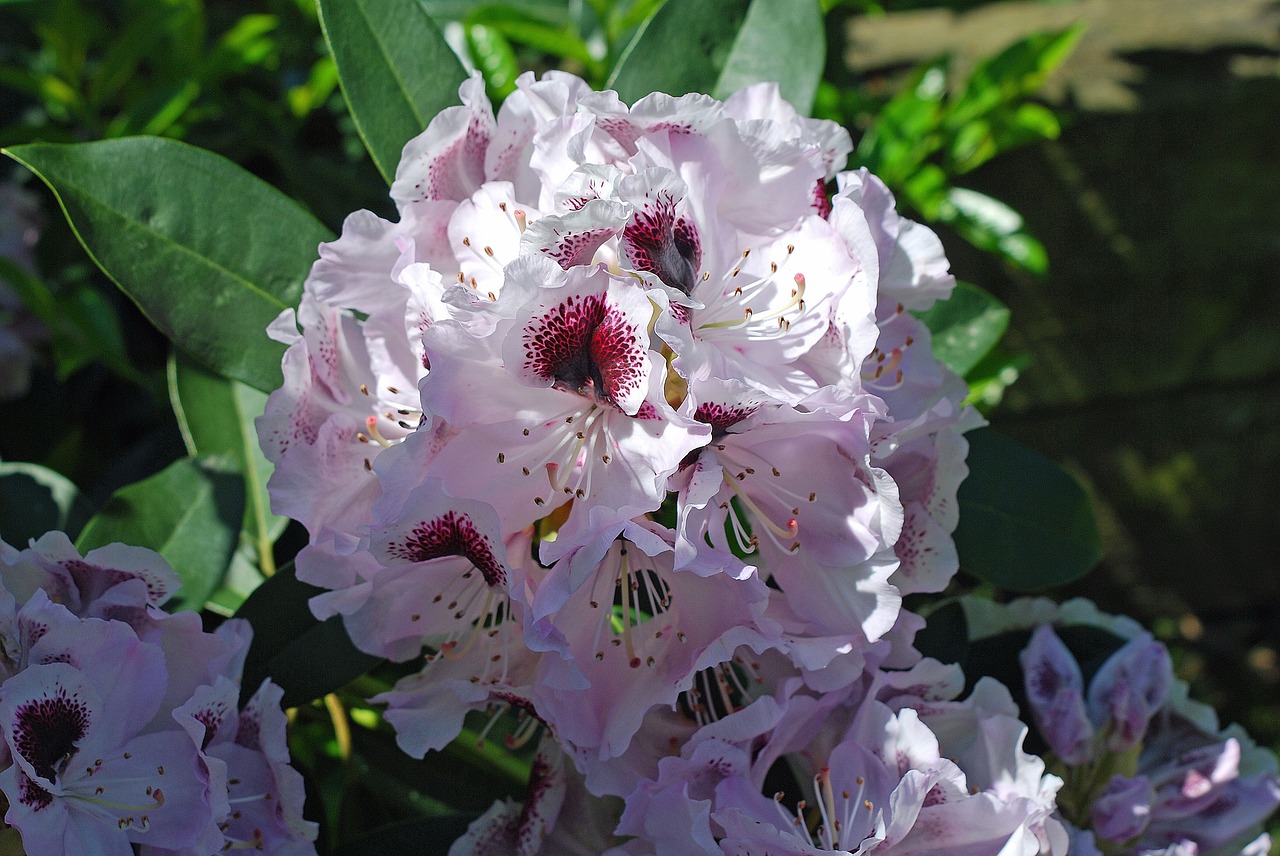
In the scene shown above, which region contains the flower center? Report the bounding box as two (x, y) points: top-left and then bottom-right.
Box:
(387, 511), (506, 589)
(522, 293), (645, 408)
(14, 688), (89, 783)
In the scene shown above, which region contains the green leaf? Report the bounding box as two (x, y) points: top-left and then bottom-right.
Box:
(941, 187), (1048, 275)
(948, 25), (1083, 128)
(4, 138), (333, 392)
(0, 461), (93, 545)
(0, 257), (145, 388)
(168, 352), (286, 579)
(466, 24), (519, 100)
(954, 428), (1102, 592)
(913, 281), (1010, 377)
(609, 0), (824, 115)
(75, 457), (246, 612)
(236, 562), (384, 708)
(466, 6), (598, 69)
(317, 0), (469, 185)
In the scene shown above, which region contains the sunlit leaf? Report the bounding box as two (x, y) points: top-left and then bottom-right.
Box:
(609, 0), (823, 114)
(466, 24), (519, 100)
(317, 0), (469, 185)
(168, 352), (286, 579)
(4, 138), (333, 392)
(914, 281), (1010, 377)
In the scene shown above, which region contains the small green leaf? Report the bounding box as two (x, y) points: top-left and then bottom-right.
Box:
(168, 352), (286, 578)
(914, 281), (1010, 377)
(4, 138), (333, 392)
(609, 0), (823, 115)
(0, 461), (93, 545)
(942, 187), (1048, 275)
(466, 24), (519, 100)
(75, 457), (246, 612)
(236, 562), (384, 708)
(954, 428), (1103, 592)
(466, 6), (598, 70)
(318, 0), (469, 185)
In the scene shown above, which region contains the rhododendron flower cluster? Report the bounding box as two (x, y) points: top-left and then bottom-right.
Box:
(0, 532), (318, 855)
(256, 72), (1274, 853)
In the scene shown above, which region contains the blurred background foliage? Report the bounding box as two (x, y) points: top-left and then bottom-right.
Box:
(1, 0), (1277, 849)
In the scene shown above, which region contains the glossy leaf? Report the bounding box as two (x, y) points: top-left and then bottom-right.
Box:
(236, 562), (383, 708)
(75, 456), (245, 612)
(168, 352), (286, 573)
(954, 428), (1103, 592)
(914, 281), (1010, 377)
(4, 138), (333, 392)
(609, 0), (823, 114)
(317, 0), (469, 185)
(466, 24), (519, 99)
(0, 461), (93, 545)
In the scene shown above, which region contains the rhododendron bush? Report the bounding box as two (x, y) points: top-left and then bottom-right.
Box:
(1, 1), (1276, 854)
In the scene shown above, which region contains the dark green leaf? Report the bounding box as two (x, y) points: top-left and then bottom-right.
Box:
(609, 0), (823, 114)
(0, 257), (145, 387)
(914, 281), (1010, 377)
(0, 461), (93, 545)
(4, 138), (333, 392)
(75, 457), (245, 612)
(954, 428), (1103, 591)
(168, 352), (286, 575)
(334, 816), (478, 856)
(318, 0), (469, 185)
(914, 599), (968, 665)
(236, 562), (384, 707)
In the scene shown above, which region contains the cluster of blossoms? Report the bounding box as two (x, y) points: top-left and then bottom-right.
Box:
(0, 533), (318, 855)
(257, 72), (1276, 854)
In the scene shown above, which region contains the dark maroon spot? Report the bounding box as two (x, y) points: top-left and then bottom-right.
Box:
(812, 179), (832, 219)
(235, 710), (261, 751)
(194, 704), (229, 751)
(922, 783), (949, 806)
(693, 403), (756, 439)
(388, 511), (507, 588)
(634, 401), (661, 420)
(63, 558), (168, 607)
(523, 293), (644, 408)
(540, 227), (616, 269)
(17, 770), (53, 811)
(622, 193), (702, 295)
(13, 686), (90, 783)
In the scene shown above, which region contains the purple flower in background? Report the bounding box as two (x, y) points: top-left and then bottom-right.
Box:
(966, 597), (1280, 855)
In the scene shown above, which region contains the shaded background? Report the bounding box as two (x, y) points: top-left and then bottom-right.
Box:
(842, 0), (1280, 745)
